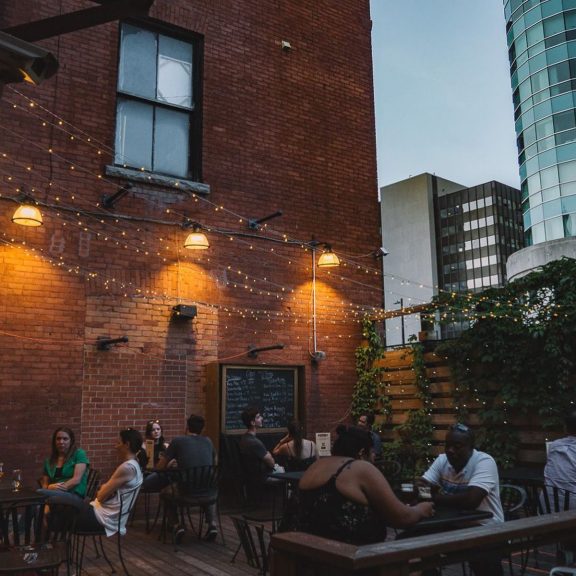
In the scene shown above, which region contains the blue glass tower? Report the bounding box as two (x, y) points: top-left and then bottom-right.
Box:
(505, 0), (576, 246)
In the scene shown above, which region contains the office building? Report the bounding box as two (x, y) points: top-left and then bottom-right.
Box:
(381, 174), (523, 344)
(504, 0), (576, 278)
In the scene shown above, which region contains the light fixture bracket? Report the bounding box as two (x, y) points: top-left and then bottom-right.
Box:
(102, 183), (132, 210)
(247, 343), (285, 358)
(96, 335), (129, 351)
(248, 210), (283, 230)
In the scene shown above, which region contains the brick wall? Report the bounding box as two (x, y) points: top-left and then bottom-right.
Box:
(0, 0), (380, 480)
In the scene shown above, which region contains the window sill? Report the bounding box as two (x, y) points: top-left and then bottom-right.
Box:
(105, 165), (210, 195)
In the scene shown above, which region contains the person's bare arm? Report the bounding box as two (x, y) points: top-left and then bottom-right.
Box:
(263, 451), (275, 469)
(156, 453), (169, 470)
(56, 463), (87, 491)
(272, 435), (291, 456)
(360, 464), (434, 528)
(96, 464), (135, 503)
(433, 485), (487, 509)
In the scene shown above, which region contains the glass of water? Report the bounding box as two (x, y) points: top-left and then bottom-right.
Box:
(11, 469), (21, 492)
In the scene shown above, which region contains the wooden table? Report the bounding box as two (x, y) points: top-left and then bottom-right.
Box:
(0, 487), (47, 506)
(402, 507), (493, 536)
(0, 487), (47, 547)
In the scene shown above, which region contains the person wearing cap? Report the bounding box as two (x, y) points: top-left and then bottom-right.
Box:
(418, 423), (504, 576)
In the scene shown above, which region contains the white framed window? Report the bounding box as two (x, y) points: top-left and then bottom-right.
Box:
(114, 23), (201, 180)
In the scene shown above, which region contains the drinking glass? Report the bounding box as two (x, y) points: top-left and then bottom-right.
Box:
(11, 469), (21, 492)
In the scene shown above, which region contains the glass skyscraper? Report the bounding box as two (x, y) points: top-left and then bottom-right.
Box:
(505, 0), (576, 246)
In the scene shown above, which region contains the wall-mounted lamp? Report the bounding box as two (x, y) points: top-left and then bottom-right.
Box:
(317, 245), (340, 268)
(183, 220), (209, 250)
(12, 203), (43, 226)
(11, 189), (43, 226)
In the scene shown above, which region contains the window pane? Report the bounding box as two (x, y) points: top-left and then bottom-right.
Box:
(532, 221), (546, 243)
(542, 185), (561, 201)
(564, 213), (576, 235)
(549, 61), (571, 84)
(118, 24), (156, 99)
(157, 35), (193, 109)
(115, 99), (153, 169)
(153, 107), (189, 177)
(541, 165), (559, 187)
(543, 198), (562, 218)
(559, 159), (576, 182)
(543, 14), (565, 38)
(546, 216), (564, 239)
(527, 22), (544, 46)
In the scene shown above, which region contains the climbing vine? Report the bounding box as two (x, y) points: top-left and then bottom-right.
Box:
(434, 257), (576, 467)
(351, 318), (389, 424)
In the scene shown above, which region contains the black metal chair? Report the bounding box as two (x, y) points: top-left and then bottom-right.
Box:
(0, 501), (77, 576)
(230, 515), (270, 576)
(538, 485), (576, 515)
(500, 483), (528, 520)
(159, 465), (224, 547)
(499, 483), (529, 575)
(73, 485), (141, 576)
(84, 468), (100, 500)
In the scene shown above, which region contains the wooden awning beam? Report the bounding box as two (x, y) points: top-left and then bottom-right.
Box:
(2, 0), (154, 43)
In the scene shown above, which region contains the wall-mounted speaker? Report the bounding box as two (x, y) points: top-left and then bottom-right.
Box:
(172, 304), (197, 319)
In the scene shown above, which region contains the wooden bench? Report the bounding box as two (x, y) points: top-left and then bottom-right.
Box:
(270, 510), (576, 575)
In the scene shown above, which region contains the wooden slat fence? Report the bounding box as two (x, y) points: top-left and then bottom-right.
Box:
(374, 346), (556, 465)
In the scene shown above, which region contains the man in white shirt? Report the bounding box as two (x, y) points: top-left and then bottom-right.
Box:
(545, 408), (576, 500)
(419, 423), (504, 576)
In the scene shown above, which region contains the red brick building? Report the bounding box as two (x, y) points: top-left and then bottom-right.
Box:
(0, 0), (380, 479)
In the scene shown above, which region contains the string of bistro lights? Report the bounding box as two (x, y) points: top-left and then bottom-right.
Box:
(0, 228), (382, 328)
(2, 87), (464, 320)
(4, 87), (563, 328)
(0, 95), (435, 310)
(2, 87), (570, 327)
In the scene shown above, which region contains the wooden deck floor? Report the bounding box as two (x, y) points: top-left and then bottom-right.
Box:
(76, 507), (567, 576)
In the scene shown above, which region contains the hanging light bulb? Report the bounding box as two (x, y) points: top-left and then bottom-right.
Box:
(317, 246), (340, 268)
(12, 204), (43, 227)
(184, 224), (209, 250)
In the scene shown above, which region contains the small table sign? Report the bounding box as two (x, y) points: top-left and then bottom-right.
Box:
(316, 432), (331, 456)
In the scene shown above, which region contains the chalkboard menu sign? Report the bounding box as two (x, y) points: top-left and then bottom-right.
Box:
(221, 365), (299, 433)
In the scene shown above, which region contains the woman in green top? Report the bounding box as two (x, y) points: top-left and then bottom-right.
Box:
(38, 427), (89, 502)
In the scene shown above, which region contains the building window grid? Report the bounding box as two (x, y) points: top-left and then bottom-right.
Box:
(114, 22), (202, 182)
(439, 185), (522, 293)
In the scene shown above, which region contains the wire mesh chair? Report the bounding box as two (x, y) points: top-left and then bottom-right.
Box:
(160, 465), (224, 547)
(230, 515), (271, 576)
(73, 485), (141, 576)
(0, 501), (78, 576)
(84, 468), (100, 500)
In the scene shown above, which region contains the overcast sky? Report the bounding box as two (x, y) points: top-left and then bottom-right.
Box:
(370, 0), (521, 190)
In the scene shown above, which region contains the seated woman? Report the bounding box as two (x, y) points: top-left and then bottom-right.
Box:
(50, 429), (143, 536)
(143, 419), (170, 467)
(38, 427), (89, 503)
(273, 420), (318, 471)
(295, 425), (434, 545)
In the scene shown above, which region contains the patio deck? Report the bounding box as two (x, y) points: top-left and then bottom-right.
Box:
(76, 507), (566, 576)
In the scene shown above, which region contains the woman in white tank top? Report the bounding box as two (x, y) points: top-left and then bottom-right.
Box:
(49, 429), (143, 536)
